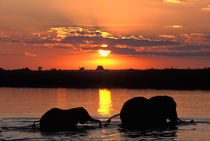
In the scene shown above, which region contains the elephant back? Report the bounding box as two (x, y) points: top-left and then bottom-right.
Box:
(120, 97), (150, 129)
(40, 108), (78, 131)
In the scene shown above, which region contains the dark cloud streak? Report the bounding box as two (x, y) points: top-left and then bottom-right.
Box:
(35, 36), (179, 47)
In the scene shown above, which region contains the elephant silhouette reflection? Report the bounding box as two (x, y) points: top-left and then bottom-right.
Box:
(34, 107), (101, 131)
(106, 96), (180, 129)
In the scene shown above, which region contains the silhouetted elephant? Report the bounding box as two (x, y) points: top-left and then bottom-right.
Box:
(35, 107), (101, 131)
(106, 96), (179, 129)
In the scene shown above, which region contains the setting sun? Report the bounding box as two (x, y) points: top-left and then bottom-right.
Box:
(98, 49), (111, 56)
(101, 44), (108, 48)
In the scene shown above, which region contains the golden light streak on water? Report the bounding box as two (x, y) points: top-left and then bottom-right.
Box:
(98, 89), (112, 116)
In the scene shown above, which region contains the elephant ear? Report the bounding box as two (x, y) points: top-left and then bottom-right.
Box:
(76, 107), (89, 124)
(77, 107), (102, 127)
(79, 118), (88, 124)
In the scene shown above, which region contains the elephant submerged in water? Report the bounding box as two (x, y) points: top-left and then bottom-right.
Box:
(106, 96), (181, 130)
(34, 107), (101, 131)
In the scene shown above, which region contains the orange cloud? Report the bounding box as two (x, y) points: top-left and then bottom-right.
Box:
(1, 26), (210, 57)
(24, 52), (37, 57)
(202, 5), (210, 11)
(25, 26), (178, 48)
(164, 0), (181, 4)
(180, 33), (208, 45)
(166, 25), (183, 29)
(159, 35), (176, 39)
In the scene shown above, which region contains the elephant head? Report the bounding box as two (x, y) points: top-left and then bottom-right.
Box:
(77, 107), (102, 126)
(39, 107), (101, 131)
(149, 96), (178, 127)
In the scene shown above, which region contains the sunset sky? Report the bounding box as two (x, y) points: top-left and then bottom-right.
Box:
(0, 0), (210, 70)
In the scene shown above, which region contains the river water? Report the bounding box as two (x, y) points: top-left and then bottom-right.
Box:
(0, 88), (210, 140)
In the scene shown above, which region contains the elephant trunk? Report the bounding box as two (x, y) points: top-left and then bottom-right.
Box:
(89, 118), (102, 128)
(169, 117), (178, 127)
(168, 110), (178, 127)
(104, 113), (120, 127)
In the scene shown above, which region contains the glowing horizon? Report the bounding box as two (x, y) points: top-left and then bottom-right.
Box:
(0, 0), (210, 69)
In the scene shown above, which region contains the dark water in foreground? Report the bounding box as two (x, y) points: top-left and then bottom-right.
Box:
(0, 88), (210, 140)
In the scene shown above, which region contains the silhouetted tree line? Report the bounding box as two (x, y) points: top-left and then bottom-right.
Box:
(0, 68), (210, 90)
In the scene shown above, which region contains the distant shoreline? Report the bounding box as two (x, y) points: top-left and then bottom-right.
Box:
(0, 69), (210, 90)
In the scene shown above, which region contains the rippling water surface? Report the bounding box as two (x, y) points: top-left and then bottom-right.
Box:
(0, 88), (210, 140)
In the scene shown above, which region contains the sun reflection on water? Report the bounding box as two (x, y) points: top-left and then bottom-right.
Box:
(98, 89), (112, 116)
